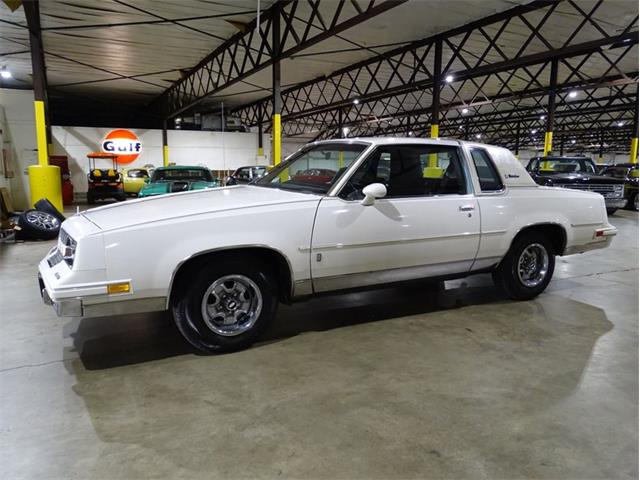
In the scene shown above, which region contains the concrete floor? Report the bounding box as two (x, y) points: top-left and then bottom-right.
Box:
(0, 210), (637, 479)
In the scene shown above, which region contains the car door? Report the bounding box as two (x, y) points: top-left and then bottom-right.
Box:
(310, 143), (480, 293)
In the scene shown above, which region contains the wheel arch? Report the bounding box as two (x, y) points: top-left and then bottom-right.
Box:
(509, 222), (567, 257)
(168, 245), (295, 307)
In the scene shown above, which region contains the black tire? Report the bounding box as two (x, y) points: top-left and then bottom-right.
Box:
(115, 193), (127, 202)
(17, 209), (61, 240)
(87, 191), (95, 205)
(171, 256), (278, 353)
(606, 208), (617, 216)
(492, 232), (555, 301)
(631, 192), (639, 212)
(34, 198), (65, 223)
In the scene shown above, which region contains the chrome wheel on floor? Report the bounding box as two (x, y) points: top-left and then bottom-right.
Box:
(26, 210), (60, 231)
(517, 243), (549, 288)
(200, 275), (263, 336)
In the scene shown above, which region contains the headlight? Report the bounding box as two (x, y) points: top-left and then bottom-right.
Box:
(58, 228), (77, 266)
(615, 184), (624, 192)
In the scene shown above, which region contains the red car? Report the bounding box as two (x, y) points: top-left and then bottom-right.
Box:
(291, 168), (336, 185)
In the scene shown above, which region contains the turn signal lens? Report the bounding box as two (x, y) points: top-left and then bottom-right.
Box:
(107, 282), (130, 294)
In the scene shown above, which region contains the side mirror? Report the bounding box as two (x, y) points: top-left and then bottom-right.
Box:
(361, 183), (387, 206)
(144, 178), (150, 184)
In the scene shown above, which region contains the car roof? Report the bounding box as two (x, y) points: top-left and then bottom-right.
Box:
(312, 137), (466, 147)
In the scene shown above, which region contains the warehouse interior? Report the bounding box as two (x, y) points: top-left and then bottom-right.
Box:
(0, 1), (638, 478)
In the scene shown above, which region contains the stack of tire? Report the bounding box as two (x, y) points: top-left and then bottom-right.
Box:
(15, 199), (65, 241)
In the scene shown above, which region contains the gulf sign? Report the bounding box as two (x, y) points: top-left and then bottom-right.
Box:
(101, 129), (142, 164)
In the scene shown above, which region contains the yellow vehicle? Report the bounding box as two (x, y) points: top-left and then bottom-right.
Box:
(121, 168), (150, 195)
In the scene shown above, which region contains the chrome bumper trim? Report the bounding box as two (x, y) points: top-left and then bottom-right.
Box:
(40, 287), (166, 318)
(604, 198), (627, 208)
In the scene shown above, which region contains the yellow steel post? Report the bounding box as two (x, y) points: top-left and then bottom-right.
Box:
(258, 147), (264, 156)
(428, 124), (439, 168)
(163, 145), (169, 167)
(273, 114), (282, 165)
(34, 101), (48, 166)
(631, 137), (638, 164)
(29, 100), (63, 212)
(543, 131), (553, 156)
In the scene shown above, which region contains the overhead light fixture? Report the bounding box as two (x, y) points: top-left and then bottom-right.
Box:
(475, 133), (482, 139)
(462, 108), (469, 114)
(353, 99), (359, 105)
(531, 129), (537, 134)
(571, 139), (576, 144)
(342, 127), (350, 136)
(568, 90), (578, 98)
(445, 74), (454, 83)
(617, 121), (624, 127)
(0, 67), (11, 79)
(540, 115), (545, 120)
(408, 131), (413, 136)
(175, 117), (182, 124)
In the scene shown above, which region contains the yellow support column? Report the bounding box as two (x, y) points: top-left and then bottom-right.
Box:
(428, 124), (439, 168)
(28, 100), (63, 212)
(543, 131), (553, 156)
(258, 147), (264, 156)
(163, 145), (170, 167)
(273, 113), (282, 165)
(630, 137), (638, 164)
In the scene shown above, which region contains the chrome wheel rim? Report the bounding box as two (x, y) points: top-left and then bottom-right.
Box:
(26, 211), (60, 230)
(517, 243), (549, 288)
(200, 274), (263, 337)
(634, 194), (638, 211)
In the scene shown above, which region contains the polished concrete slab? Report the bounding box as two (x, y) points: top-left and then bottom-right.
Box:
(1, 211), (637, 479)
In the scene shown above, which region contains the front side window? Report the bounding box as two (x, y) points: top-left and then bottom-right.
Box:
(338, 145), (467, 200)
(236, 168), (252, 180)
(255, 143), (367, 194)
(470, 148), (503, 192)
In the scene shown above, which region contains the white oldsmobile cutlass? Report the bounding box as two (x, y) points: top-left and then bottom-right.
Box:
(39, 138), (617, 352)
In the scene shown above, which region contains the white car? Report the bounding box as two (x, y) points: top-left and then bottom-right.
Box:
(39, 138), (617, 352)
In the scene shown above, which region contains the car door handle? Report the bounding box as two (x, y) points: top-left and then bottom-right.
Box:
(458, 204), (475, 212)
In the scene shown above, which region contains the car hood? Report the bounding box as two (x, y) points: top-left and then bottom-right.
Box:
(534, 172), (626, 184)
(82, 185), (318, 231)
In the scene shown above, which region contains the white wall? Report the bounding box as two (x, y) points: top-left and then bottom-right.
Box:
(51, 126), (271, 194)
(0, 89), (37, 209)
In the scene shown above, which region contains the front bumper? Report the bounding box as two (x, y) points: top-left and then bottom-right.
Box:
(604, 197), (627, 209)
(38, 248), (166, 318)
(39, 274), (166, 317)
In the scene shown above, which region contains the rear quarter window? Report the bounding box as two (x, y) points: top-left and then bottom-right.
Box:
(470, 148), (504, 192)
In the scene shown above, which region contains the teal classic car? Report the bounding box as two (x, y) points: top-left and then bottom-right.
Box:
(138, 166), (220, 198)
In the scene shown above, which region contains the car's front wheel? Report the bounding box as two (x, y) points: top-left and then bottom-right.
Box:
(492, 232), (555, 300)
(171, 257), (278, 353)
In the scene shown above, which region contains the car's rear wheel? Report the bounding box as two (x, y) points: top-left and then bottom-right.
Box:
(606, 208), (617, 216)
(632, 192), (639, 212)
(492, 232), (555, 300)
(171, 257), (278, 353)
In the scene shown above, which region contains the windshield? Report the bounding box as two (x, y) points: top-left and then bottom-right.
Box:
(152, 168), (213, 182)
(529, 158), (595, 174)
(255, 143), (367, 193)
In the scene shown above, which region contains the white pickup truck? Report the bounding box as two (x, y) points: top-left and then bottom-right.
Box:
(39, 138), (617, 352)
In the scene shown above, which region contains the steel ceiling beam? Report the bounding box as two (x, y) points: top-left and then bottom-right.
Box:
(233, 0), (638, 125)
(152, 0), (408, 118)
